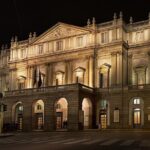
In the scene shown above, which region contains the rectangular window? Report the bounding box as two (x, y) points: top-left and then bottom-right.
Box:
(20, 49), (25, 58)
(99, 73), (103, 88)
(76, 36), (83, 47)
(39, 45), (43, 54)
(101, 32), (108, 43)
(56, 40), (63, 51)
(65, 38), (70, 49)
(136, 31), (143, 42)
(101, 100), (107, 109)
(114, 109), (119, 123)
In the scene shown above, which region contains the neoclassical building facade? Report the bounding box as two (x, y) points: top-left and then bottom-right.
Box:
(1, 12), (150, 131)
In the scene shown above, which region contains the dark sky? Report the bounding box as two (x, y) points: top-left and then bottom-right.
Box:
(0, 0), (150, 46)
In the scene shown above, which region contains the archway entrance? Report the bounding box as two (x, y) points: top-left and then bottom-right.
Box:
(129, 98), (144, 128)
(12, 102), (23, 130)
(55, 98), (68, 129)
(82, 98), (92, 129)
(33, 100), (44, 130)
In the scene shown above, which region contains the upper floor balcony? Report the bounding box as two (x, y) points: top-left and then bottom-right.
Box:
(4, 83), (94, 97)
(96, 84), (150, 93)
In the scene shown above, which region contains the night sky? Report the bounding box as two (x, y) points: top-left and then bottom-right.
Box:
(0, 0), (150, 46)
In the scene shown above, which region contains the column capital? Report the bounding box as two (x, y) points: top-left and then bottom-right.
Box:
(128, 54), (133, 58)
(111, 52), (117, 55)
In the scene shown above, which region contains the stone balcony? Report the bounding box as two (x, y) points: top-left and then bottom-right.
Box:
(128, 84), (150, 91)
(4, 83), (94, 97)
(97, 84), (150, 93)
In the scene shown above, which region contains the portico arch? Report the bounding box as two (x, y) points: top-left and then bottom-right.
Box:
(55, 98), (68, 129)
(12, 101), (23, 130)
(82, 98), (92, 129)
(32, 99), (44, 130)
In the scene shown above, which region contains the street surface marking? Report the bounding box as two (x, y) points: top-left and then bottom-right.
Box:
(83, 138), (107, 145)
(64, 139), (89, 144)
(100, 139), (120, 146)
(120, 140), (135, 146)
(50, 138), (75, 144)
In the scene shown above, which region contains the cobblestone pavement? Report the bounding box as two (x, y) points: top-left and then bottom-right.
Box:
(1, 130), (150, 150)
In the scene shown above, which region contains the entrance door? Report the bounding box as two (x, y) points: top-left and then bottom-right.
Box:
(56, 112), (63, 129)
(37, 116), (43, 129)
(133, 108), (141, 128)
(17, 114), (23, 130)
(36, 113), (43, 130)
(100, 114), (107, 129)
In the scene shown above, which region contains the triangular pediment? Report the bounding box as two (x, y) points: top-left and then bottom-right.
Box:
(32, 22), (91, 44)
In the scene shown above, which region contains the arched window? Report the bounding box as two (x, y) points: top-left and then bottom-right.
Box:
(37, 104), (42, 110)
(55, 71), (64, 85)
(17, 76), (26, 90)
(74, 67), (85, 84)
(56, 103), (61, 109)
(99, 64), (111, 88)
(133, 98), (140, 104)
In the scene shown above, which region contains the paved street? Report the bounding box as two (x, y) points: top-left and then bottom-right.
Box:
(1, 130), (150, 150)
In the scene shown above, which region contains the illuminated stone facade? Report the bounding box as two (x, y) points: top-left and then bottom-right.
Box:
(1, 13), (150, 131)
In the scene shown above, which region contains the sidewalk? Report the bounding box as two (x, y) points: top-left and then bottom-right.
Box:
(0, 133), (14, 138)
(83, 128), (150, 132)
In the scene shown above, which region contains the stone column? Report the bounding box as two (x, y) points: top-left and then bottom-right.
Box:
(45, 63), (49, 86)
(111, 52), (117, 86)
(27, 66), (32, 88)
(12, 69), (17, 90)
(89, 56), (93, 87)
(9, 70), (12, 90)
(85, 57), (89, 86)
(68, 95), (79, 131)
(148, 52), (150, 84)
(44, 98), (55, 131)
(117, 52), (120, 84)
(118, 51), (123, 85)
(30, 66), (34, 88)
(128, 54), (133, 85)
(46, 63), (53, 86)
(66, 60), (72, 84)
(23, 102), (32, 131)
(65, 61), (68, 85)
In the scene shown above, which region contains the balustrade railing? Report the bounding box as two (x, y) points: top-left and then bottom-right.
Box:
(4, 83), (93, 97)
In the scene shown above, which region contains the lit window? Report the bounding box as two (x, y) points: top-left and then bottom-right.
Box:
(39, 45), (43, 54)
(56, 40), (63, 51)
(37, 104), (42, 110)
(101, 100), (107, 109)
(56, 104), (61, 109)
(76, 36), (83, 47)
(18, 106), (23, 111)
(74, 67), (85, 83)
(133, 98), (140, 104)
(56, 71), (64, 85)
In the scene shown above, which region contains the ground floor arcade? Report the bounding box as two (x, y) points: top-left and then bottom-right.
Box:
(2, 84), (150, 131)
